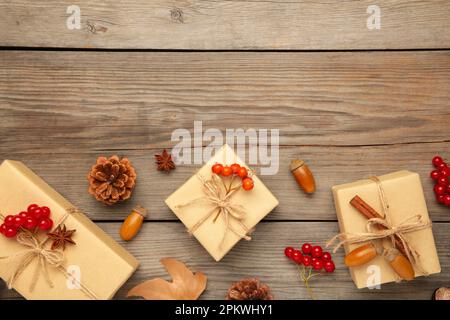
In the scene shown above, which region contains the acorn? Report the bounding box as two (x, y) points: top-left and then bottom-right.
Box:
(290, 159), (316, 194)
(120, 205), (147, 241)
(344, 243), (379, 267)
(384, 248), (415, 281)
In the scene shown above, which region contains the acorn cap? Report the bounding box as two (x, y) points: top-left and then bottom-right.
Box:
(290, 159), (305, 172)
(133, 205), (148, 217)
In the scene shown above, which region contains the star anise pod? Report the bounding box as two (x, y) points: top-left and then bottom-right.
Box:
(155, 149), (176, 172)
(47, 225), (76, 251)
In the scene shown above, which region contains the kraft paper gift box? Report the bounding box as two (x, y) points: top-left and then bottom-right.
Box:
(0, 160), (139, 299)
(331, 170), (441, 289)
(165, 144), (279, 261)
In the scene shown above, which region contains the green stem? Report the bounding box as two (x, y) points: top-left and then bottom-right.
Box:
(298, 265), (316, 300)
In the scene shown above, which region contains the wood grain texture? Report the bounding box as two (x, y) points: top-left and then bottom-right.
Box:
(0, 50), (449, 300)
(1, 1), (450, 49)
(0, 50), (449, 221)
(1, 144), (449, 222)
(0, 51), (449, 149)
(0, 222), (448, 300)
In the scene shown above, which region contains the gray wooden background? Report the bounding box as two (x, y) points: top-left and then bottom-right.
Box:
(0, 1), (449, 300)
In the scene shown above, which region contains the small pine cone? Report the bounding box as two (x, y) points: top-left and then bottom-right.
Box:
(87, 155), (136, 205)
(226, 278), (274, 300)
(433, 287), (450, 300)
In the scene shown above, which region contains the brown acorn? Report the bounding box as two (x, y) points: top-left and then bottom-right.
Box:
(120, 205), (147, 241)
(290, 159), (316, 194)
(384, 248), (415, 281)
(344, 243), (379, 267)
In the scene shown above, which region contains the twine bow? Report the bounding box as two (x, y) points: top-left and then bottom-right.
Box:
(175, 174), (251, 248)
(0, 208), (99, 299)
(327, 176), (431, 274)
(1, 231), (64, 291)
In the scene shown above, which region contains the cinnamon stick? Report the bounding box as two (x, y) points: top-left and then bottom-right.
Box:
(350, 195), (407, 257)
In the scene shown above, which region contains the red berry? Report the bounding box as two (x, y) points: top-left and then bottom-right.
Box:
(432, 156), (444, 167)
(441, 167), (450, 178)
(284, 247), (294, 258)
(212, 163), (223, 175)
(12, 216), (24, 228)
(242, 177), (254, 191)
(324, 260), (336, 273)
(222, 166), (233, 177)
(437, 163), (448, 171)
(322, 252), (332, 261)
(311, 246), (323, 258)
(230, 163), (241, 174)
(18, 211), (29, 219)
(4, 227), (17, 238)
(292, 250), (303, 264)
(447, 184), (450, 194)
(0, 223), (7, 234)
(434, 184), (446, 195)
(444, 195), (450, 206)
(23, 217), (38, 230)
(40, 206), (51, 219)
(301, 243), (312, 255)
(31, 208), (44, 220)
(430, 170), (441, 180)
(313, 259), (323, 270)
(437, 177), (448, 186)
(38, 218), (53, 231)
(4, 215), (15, 227)
(302, 255), (312, 266)
(436, 194), (446, 204)
(27, 204), (39, 213)
(237, 167), (248, 179)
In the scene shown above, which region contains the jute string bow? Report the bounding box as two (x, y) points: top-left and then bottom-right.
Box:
(175, 174), (251, 248)
(0, 208), (98, 299)
(327, 176), (431, 274)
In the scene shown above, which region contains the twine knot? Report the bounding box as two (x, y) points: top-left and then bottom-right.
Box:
(1, 231), (65, 291)
(216, 199), (230, 209)
(326, 176), (431, 275)
(0, 208), (99, 299)
(175, 173), (251, 248)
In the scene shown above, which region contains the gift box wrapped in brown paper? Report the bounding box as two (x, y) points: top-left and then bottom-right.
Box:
(166, 144), (279, 261)
(0, 160), (139, 299)
(331, 171), (441, 289)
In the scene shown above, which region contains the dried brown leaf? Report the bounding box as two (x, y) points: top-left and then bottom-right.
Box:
(127, 258), (207, 300)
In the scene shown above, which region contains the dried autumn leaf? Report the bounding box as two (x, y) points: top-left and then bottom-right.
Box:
(127, 258), (207, 300)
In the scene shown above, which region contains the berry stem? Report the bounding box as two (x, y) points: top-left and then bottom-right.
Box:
(220, 175), (228, 193)
(212, 208), (221, 223)
(298, 265), (316, 300)
(227, 175), (236, 193)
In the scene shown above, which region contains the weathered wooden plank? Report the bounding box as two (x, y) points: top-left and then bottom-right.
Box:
(0, 51), (449, 150)
(0, 51), (449, 221)
(0, 1), (449, 49)
(1, 222), (448, 299)
(1, 143), (449, 222)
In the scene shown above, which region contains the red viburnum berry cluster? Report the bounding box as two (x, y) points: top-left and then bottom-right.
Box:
(0, 204), (53, 238)
(285, 243), (335, 272)
(284, 243), (335, 299)
(430, 155), (450, 206)
(212, 163), (254, 191)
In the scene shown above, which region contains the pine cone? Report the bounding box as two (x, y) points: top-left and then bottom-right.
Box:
(87, 155), (136, 205)
(226, 278), (274, 300)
